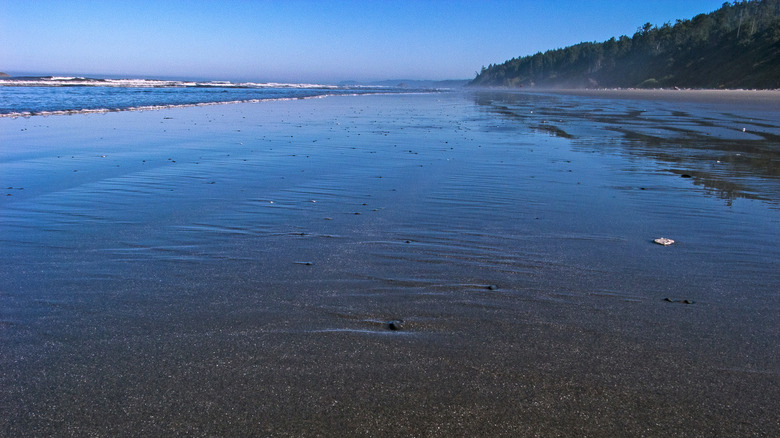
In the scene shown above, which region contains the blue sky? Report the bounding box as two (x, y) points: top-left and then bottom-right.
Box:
(0, 0), (729, 83)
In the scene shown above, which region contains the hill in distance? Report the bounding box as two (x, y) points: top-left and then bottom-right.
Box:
(470, 0), (780, 90)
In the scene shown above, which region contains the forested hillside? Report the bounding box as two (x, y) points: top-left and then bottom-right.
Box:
(469, 0), (780, 89)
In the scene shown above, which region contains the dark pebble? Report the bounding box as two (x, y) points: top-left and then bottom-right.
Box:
(388, 320), (404, 331)
(487, 285), (498, 290)
(664, 297), (694, 304)
(681, 174), (692, 178)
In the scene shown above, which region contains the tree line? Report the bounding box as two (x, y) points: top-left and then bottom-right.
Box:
(469, 0), (780, 89)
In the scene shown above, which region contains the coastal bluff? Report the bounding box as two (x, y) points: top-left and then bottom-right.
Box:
(470, 0), (780, 89)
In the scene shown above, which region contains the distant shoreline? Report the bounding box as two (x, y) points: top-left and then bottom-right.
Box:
(468, 87), (780, 106)
(539, 87), (780, 102)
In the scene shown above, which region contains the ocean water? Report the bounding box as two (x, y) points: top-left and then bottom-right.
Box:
(0, 76), (419, 116)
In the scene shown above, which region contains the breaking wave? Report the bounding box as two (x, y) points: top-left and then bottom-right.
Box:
(0, 76), (431, 117)
(0, 76), (342, 89)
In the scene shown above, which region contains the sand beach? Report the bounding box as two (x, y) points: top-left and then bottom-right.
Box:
(1, 91), (778, 436)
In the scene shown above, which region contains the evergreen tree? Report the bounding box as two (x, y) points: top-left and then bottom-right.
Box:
(469, 0), (780, 89)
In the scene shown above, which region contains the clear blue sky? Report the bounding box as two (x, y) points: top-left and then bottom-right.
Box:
(0, 0), (729, 83)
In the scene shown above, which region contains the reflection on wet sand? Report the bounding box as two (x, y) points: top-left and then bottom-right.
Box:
(473, 90), (780, 205)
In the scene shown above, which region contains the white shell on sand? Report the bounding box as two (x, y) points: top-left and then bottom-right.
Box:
(654, 237), (675, 246)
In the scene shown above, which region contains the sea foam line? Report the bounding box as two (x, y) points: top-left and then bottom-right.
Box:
(0, 77), (344, 89)
(0, 96), (308, 118)
(0, 91), (433, 118)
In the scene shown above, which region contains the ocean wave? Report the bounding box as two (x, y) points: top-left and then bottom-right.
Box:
(0, 91), (427, 118)
(0, 77), (438, 117)
(0, 76), (347, 89)
(0, 95), (322, 118)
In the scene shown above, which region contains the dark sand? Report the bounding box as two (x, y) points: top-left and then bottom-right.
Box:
(528, 88), (780, 106)
(1, 91), (779, 436)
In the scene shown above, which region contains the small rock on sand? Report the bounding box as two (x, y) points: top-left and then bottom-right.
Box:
(387, 320), (404, 331)
(654, 237), (675, 246)
(664, 298), (694, 304)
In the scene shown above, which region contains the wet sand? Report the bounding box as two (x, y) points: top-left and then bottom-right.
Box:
(528, 88), (780, 106)
(1, 92), (779, 436)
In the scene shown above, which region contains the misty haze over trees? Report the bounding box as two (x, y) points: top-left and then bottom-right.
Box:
(470, 0), (780, 89)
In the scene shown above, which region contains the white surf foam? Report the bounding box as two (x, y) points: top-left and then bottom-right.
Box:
(0, 77), (341, 89)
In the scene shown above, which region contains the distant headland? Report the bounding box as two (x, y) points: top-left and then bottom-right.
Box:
(470, 0), (780, 90)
